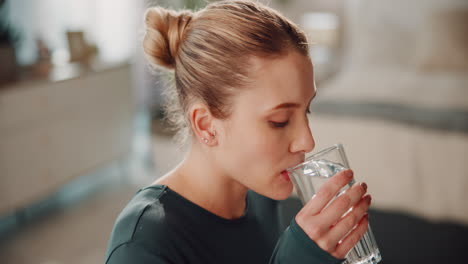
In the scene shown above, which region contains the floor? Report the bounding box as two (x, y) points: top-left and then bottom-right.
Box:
(0, 116), (186, 264)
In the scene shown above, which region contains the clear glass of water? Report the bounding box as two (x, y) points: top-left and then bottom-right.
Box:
(286, 143), (382, 264)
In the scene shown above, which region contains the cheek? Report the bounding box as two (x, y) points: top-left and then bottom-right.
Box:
(252, 132), (282, 159)
(234, 125), (287, 174)
(220, 120), (293, 199)
(252, 124), (290, 155)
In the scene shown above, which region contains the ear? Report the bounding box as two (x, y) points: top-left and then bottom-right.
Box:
(189, 103), (218, 146)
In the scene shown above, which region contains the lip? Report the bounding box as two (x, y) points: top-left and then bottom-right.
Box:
(280, 158), (306, 181)
(280, 170), (290, 181)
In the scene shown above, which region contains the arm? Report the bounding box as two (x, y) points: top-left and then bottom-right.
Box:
(269, 219), (344, 264)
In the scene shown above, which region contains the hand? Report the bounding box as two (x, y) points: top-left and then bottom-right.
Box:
(295, 169), (371, 259)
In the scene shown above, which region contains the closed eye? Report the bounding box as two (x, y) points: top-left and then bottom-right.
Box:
(269, 121), (289, 128)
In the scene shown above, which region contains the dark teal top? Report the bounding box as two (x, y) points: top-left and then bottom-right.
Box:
(105, 185), (343, 264)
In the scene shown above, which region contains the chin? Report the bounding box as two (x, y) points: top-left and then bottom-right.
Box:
(268, 182), (294, 201)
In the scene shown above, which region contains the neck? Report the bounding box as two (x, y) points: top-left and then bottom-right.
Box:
(156, 144), (248, 220)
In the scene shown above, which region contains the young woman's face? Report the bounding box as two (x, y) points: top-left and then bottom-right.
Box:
(217, 51), (316, 200)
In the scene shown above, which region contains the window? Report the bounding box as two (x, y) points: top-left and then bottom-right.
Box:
(8, 0), (140, 65)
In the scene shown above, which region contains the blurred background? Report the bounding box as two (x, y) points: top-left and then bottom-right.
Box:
(0, 0), (467, 263)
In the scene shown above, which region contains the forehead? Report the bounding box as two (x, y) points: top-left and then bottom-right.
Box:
(234, 51), (316, 112)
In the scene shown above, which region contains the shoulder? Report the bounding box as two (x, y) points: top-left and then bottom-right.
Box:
(105, 185), (174, 262)
(106, 241), (174, 264)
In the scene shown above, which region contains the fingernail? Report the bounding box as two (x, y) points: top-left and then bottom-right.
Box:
(360, 182), (368, 192)
(366, 195), (372, 205)
(346, 170), (353, 178)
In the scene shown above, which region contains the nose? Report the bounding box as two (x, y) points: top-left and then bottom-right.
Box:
(289, 120), (315, 154)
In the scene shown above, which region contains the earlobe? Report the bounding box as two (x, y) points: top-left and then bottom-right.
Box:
(201, 130), (217, 145)
(190, 103), (218, 146)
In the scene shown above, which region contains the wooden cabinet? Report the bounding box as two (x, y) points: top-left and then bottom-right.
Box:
(0, 64), (134, 215)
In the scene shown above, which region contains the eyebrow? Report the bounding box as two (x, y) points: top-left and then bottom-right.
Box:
(270, 92), (317, 110)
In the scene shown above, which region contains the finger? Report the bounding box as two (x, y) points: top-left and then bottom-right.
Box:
(332, 214), (369, 259)
(303, 169), (354, 215)
(325, 195), (371, 246)
(319, 182), (368, 226)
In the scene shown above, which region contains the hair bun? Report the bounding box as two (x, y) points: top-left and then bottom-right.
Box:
(143, 7), (193, 69)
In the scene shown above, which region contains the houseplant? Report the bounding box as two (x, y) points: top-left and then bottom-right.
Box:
(0, 0), (20, 84)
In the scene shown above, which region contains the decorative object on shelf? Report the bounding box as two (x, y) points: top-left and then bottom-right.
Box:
(66, 31), (98, 66)
(0, 0), (20, 85)
(32, 38), (52, 77)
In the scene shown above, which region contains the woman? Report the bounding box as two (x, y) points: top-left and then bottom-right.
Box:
(105, 1), (371, 263)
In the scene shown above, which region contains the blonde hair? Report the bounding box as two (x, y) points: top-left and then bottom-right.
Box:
(143, 0), (309, 144)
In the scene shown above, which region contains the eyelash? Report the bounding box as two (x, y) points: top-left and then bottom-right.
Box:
(270, 109), (311, 128)
(270, 121), (289, 128)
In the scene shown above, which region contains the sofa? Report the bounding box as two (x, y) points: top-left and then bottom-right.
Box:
(300, 0), (468, 263)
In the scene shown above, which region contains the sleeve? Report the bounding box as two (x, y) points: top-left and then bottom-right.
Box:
(269, 218), (345, 264)
(105, 242), (174, 264)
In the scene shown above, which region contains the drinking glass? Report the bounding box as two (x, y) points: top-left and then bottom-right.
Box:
(286, 144), (381, 264)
